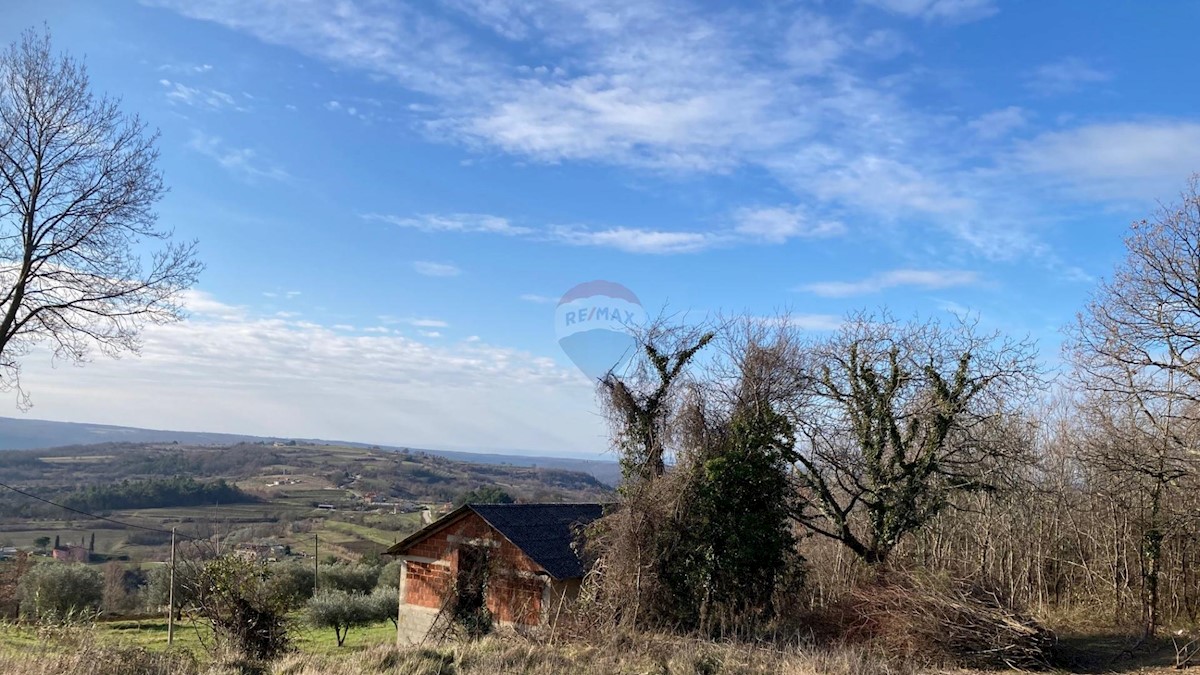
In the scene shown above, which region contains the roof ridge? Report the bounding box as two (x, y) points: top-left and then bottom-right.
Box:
(467, 501), (612, 507)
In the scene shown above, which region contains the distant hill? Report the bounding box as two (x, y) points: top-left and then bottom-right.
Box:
(0, 416), (621, 486)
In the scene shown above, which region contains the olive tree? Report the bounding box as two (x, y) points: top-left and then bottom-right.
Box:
(17, 562), (102, 621)
(307, 588), (392, 647)
(0, 28), (200, 403)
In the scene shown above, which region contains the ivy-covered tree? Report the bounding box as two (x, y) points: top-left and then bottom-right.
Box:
(602, 324), (714, 483)
(789, 313), (1038, 566)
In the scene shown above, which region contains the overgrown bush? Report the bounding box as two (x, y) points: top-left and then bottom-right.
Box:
(584, 334), (803, 636)
(191, 555), (289, 659)
(17, 563), (102, 621)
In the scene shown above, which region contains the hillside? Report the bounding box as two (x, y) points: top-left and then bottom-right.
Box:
(0, 441), (614, 561)
(0, 415), (622, 486)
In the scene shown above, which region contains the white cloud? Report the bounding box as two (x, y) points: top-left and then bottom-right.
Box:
(860, 0), (997, 23)
(159, 79), (243, 111)
(371, 205), (846, 255)
(732, 206), (844, 244)
(151, 0), (1098, 261)
(550, 225), (718, 255)
(1028, 57), (1111, 95)
(188, 132), (289, 182)
(808, 155), (976, 217)
(364, 212), (530, 235)
(968, 107), (1027, 139)
(413, 261), (462, 277)
(408, 318), (449, 328)
(1017, 121), (1200, 200)
(519, 294), (557, 304)
(17, 291), (600, 454)
(799, 269), (979, 297)
(157, 62), (215, 74)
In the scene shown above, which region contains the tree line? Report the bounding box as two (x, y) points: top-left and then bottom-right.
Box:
(587, 182), (1200, 644)
(61, 476), (255, 513)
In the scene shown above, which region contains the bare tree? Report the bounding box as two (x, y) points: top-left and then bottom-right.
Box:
(1069, 183), (1200, 636)
(1074, 376), (1197, 638)
(0, 28), (200, 403)
(1073, 176), (1200, 411)
(787, 312), (1039, 566)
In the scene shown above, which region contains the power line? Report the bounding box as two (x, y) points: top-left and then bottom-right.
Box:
(0, 479), (206, 542)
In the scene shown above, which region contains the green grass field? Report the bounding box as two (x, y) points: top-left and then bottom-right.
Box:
(0, 615), (397, 658)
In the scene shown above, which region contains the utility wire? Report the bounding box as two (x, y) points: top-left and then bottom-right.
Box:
(0, 479), (207, 542)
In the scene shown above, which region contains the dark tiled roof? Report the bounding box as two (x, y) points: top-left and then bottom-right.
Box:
(470, 503), (606, 580)
(385, 503), (608, 580)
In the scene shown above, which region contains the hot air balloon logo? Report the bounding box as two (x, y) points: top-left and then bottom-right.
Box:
(555, 281), (646, 382)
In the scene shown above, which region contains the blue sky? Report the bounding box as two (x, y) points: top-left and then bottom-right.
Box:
(3, 0), (1199, 457)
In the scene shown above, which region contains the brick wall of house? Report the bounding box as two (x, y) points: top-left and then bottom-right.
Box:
(488, 573), (545, 624)
(404, 560), (452, 609)
(399, 511), (546, 624)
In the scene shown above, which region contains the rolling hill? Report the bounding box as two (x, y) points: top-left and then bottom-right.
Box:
(0, 415), (621, 486)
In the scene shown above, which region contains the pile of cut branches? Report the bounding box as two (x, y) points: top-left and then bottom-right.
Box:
(832, 571), (1054, 670)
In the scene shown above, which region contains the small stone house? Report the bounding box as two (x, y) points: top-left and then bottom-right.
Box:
(383, 502), (606, 642)
(51, 544), (89, 563)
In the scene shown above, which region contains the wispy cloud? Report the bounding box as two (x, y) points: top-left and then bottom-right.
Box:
(860, 0), (998, 24)
(799, 269), (979, 297)
(1017, 121), (1200, 200)
(732, 206), (844, 244)
(20, 290), (594, 452)
(325, 98), (392, 124)
(188, 132), (289, 182)
(408, 318), (449, 328)
(549, 225), (718, 255)
(159, 79), (244, 111)
(152, 0), (1138, 262)
(157, 62), (214, 75)
(968, 107), (1027, 139)
(364, 212), (530, 235)
(1027, 57), (1111, 95)
(519, 294), (558, 304)
(369, 205), (847, 255)
(413, 261), (462, 277)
